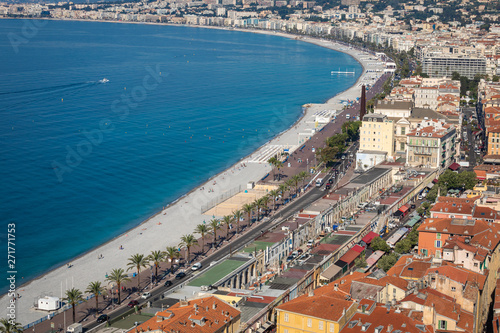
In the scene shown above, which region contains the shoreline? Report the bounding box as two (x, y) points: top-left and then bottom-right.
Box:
(0, 18), (384, 324)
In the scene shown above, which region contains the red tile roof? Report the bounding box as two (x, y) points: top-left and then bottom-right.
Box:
(276, 292), (356, 322)
(425, 264), (486, 290)
(134, 296), (240, 333)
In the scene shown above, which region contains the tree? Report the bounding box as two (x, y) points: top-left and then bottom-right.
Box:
(269, 189), (280, 211)
(209, 219), (220, 246)
(0, 319), (22, 333)
(179, 234), (198, 264)
(148, 250), (165, 281)
(233, 210), (243, 233)
(394, 239), (413, 254)
(86, 281), (105, 314)
(291, 175), (301, 196)
(354, 251), (367, 269)
(370, 236), (391, 252)
(316, 146), (339, 165)
(222, 215), (233, 239)
(106, 268), (130, 304)
(377, 253), (399, 272)
(268, 156), (279, 181)
(451, 71), (461, 81)
(242, 203), (254, 225)
(127, 253), (148, 290)
(165, 246), (180, 270)
(261, 195), (272, 216)
(255, 197), (267, 222)
(64, 287), (84, 323)
(195, 223), (210, 253)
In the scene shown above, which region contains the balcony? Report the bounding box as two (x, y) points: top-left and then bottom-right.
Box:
(414, 151), (432, 156)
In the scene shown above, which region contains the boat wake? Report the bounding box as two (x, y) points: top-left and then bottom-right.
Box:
(0, 79), (109, 96)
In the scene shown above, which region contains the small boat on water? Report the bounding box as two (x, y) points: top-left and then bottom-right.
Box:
(99, 78), (109, 83)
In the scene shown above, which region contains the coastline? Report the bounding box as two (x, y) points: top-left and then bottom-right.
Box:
(0, 19), (384, 325)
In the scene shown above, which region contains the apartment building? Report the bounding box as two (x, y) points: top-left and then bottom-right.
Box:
(422, 55), (487, 79)
(359, 113), (395, 157)
(405, 119), (457, 169)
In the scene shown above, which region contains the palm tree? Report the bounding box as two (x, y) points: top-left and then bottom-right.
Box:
(222, 215), (233, 239)
(268, 156), (278, 181)
(179, 234), (198, 264)
(255, 197), (267, 222)
(275, 160), (283, 181)
(165, 246), (180, 271)
(86, 281), (105, 314)
(269, 189), (280, 211)
(242, 203), (253, 225)
(106, 268), (130, 304)
(64, 287), (84, 323)
(147, 250), (166, 281)
(285, 179), (294, 200)
(209, 219), (221, 247)
(233, 210), (243, 233)
(291, 174), (300, 196)
(126, 253), (148, 291)
(0, 318), (23, 333)
(261, 195), (272, 216)
(194, 223), (210, 254)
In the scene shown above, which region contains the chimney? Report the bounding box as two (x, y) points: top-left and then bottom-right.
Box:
(308, 290), (314, 297)
(360, 85), (366, 119)
(387, 324), (393, 332)
(213, 303), (217, 310)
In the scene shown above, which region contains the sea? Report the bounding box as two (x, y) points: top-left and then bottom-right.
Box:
(0, 19), (361, 293)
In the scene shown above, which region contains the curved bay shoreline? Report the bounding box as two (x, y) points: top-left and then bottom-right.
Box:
(0, 18), (384, 325)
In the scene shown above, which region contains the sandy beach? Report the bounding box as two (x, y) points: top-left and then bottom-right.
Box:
(0, 26), (385, 325)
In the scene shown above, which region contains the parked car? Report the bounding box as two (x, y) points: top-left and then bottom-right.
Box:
(164, 280), (173, 287)
(97, 315), (109, 323)
(141, 292), (151, 299)
(191, 262), (202, 271)
(307, 240), (314, 247)
(175, 272), (186, 280)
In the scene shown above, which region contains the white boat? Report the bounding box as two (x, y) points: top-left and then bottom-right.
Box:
(99, 78), (109, 83)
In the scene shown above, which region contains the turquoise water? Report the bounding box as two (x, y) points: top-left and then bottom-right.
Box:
(0, 19), (361, 292)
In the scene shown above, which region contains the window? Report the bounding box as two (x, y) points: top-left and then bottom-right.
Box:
(401, 127), (406, 135)
(330, 323), (336, 332)
(284, 313), (289, 322)
(436, 233), (441, 239)
(439, 320), (447, 330)
(451, 287), (456, 292)
(319, 321), (324, 330)
(284, 330), (288, 333)
(400, 142), (405, 150)
(435, 240), (441, 248)
(307, 318), (312, 327)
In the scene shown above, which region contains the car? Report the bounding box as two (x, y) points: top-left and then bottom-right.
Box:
(175, 272), (186, 279)
(141, 292), (151, 299)
(307, 240), (314, 247)
(127, 300), (139, 307)
(164, 280), (173, 287)
(191, 262), (202, 271)
(97, 314), (109, 323)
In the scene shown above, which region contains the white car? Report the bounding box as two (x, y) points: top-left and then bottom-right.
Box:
(191, 262), (202, 271)
(141, 292), (151, 299)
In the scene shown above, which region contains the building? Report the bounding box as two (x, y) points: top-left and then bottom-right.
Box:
(134, 296), (241, 333)
(405, 119), (457, 169)
(422, 55), (487, 79)
(359, 113), (395, 156)
(276, 291), (357, 333)
(374, 100), (412, 118)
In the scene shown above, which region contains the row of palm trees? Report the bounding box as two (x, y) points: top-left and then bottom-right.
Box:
(42, 170), (311, 326)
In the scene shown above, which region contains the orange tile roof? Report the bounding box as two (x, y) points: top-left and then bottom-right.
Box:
(340, 305), (433, 333)
(276, 292), (356, 322)
(317, 272), (370, 295)
(354, 275), (409, 290)
(387, 255), (432, 280)
(430, 201), (474, 216)
(425, 264), (486, 290)
(417, 218), (490, 235)
(134, 296), (240, 333)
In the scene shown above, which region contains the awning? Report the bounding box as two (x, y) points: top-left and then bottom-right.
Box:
(432, 178), (439, 184)
(362, 231), (379, 244)
(405, 216), (421, 228)
(320, 264), (343, 281)
(449, 162), (460, 171)
(393, 210), (404, 217)
(399, 205), (409, 213)
(338, 249), (360, 265)
(351, 244), (365, 253)
(426, 183), (434, 189)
